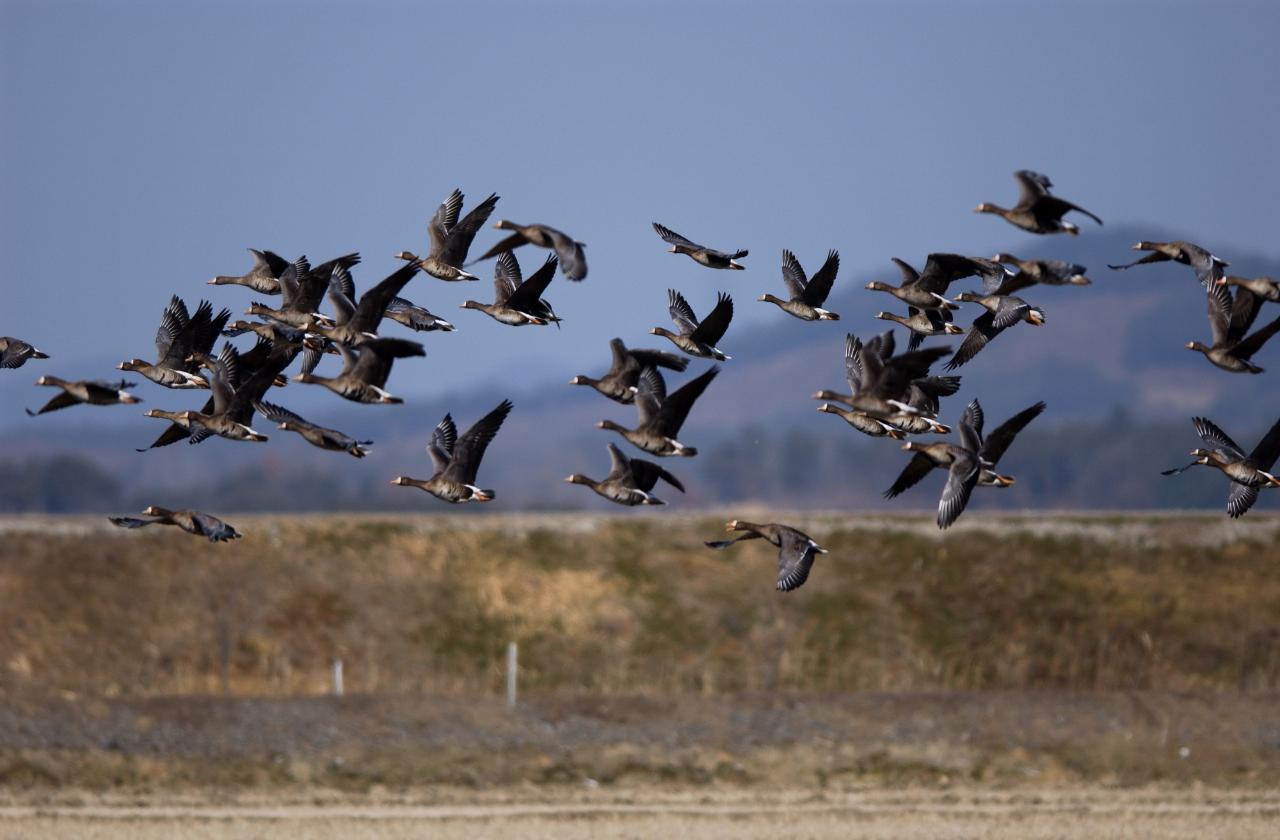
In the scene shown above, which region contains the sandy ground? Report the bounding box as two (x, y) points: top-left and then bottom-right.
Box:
(3, 788), (1279, 839)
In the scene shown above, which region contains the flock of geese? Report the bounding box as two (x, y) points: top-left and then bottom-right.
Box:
(4, 171), (1279, 591)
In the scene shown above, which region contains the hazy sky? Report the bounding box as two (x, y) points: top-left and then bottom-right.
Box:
(3, 0), (1279, 428)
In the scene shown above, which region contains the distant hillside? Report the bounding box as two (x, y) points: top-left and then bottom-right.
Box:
(2, 226), (1278, 513)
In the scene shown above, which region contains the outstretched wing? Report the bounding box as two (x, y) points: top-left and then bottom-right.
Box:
(629, 457), (685, 494)
(690, 292), (733, 345)
(1245, 416), (1280, 471)
(780, 249), (808, 298)
(154, 296), (190, 366)
(428, 414), (458, 473)
(668, 289), (701, 334)
(884, 452), (940, 499)
(441, 192), (500, 266)
(775, 531), (819, 592)
(652, 222), (701, 250)
(938, 451), (980, 529)
(801, 250), (840, 307)
(981, 402), (1046, 467)
(444, 399), (513, 484)
(1192, 417), (1245, 459)
(654, 366), (719, 436)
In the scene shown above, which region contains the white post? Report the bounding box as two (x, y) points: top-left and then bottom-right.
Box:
(505, 642), (518, 710)
(333, 659), (344, 697)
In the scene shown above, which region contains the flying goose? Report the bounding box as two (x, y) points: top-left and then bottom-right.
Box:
(110, 506), (241, 542)
(945, 293), (1046, 370)
(26, 377), (141, 415)
(652, 222), (747, 270)
(989, 254), (1091, 295)
(597, 365), (719, 457)
(396, 188), (499, 281)
(875, 307), (965, 349)
(472, 220), (587, 281)
(650, 290), (734, 360)
(392, 400), (513, 503)
(209, 248), (290, 294)
(565, 443), (686, 506)
(886, 401), (1046, 500)
(760, 249), (840, 321)
(0, 337), (49, 369)
(315, 261), (422, 345)
(461, 252), (560, 326)
(1187, 281), (1280, 373)
(255, 400), (372, 457)
(705, 521), (828, 592)
(384, 296), (455, 332)
(1107, 241), (1228, 288)
(866, 254), (1007, 310)
(118, 297), (229, 388)
(975, 170), (1103, 235)
(294, 337), (425, 404)
(1163, 416), (1280, 517)
(570, 338), (689, 404)
(815, 332), (949, 438)
(1218, 275), (1279, 303)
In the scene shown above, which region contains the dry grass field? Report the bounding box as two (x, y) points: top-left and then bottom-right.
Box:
(2, 512), (1279, 836)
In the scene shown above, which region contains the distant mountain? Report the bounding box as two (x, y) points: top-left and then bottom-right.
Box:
(3, 226), (1279, 513)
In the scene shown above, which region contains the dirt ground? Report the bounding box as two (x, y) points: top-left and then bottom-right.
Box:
(4, 788), (1279, 839)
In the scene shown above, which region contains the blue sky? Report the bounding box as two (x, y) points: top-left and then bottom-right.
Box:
(3, 0), (1279, 428)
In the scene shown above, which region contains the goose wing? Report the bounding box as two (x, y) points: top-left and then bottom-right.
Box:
(891, 257), (920, 286)
(1013, 170), (1054, 208)
(945, 311), (999, 371)
(1245, 416), (1280, 471)
(503, 255), (559, 313)
(441, 192), (500, 266)
(350, 337), (425, 388)
(668, 289), (701, 335)
(349, 262), (421, 333)
(801, 250), (840, 307)
(629, 457), (685, 493)
(1227, 285), (1264, 343)
(154, 296), (191, 367)
(938, 449), (980, 529)
(780, 249), (808, 298)
(429, 188), (465, 256)
(428, 413), (457, 473)
(884, 452), (941, 499)
(1231, 315), (1280, 362)
(653, 366), (718, 436)
(628, 347), (689, 373)
(1037, 194), (1103, 226)
(1227, 483), (1260, 519)
(981, 402), (1046, 467)
(1192, 417), (1246, 460)
(652, 222), (702, 250)
(254, 399), (310, 428)
(189, 511), (240, 542)
(443, 399), (513, 484)
(690, 292), (733, 345)
(775, 530), (820, 592)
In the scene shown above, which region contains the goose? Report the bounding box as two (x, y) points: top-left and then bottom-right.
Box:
(945, 293), (1046, 370)
(565, 443), (685, 506)
(27, 377), (141, 415)
(395, 188), (499, 281)
(705, 521), (828, 592)
(118, 296), (229, 388)
(650, 290), (734, 360)
(294, 337), (425, 404)
(254, 400), (371, 457)
(989, 254), (1091, 295)
(597, 366), (719, 456)
(1163, 416), (1280, 518)
(1218, 275), (1280, 303)
(208, 248), (290, 293)
(471, 220), (587, 281)
(570, 338), (689, 404)
(907, 400), (986, 528)
(651, 222), (747, 270)
(886, 401), (1046, 499)
(384, 296), (455, 332)
(245, 253), (359, 330)
(1107, 241), (1227, 288)
(865, 254), (1007, 310)
(760, 249), (840, 320)
(110, 506), (240, 542)
(875, 307), (964, 350)
(975, 170), (1103, 235)
(392, 400), (513, 503)
(0, 337), (49, 369)
(460, 252), (560, 326)
(1187, 281), (1280, 373)
(314, 261), (422, 345)
(836, 334), (952, 423)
